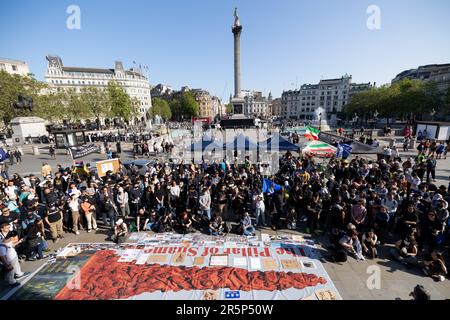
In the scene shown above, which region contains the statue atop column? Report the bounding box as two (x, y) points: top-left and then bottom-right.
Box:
(234, 8), (241, 27)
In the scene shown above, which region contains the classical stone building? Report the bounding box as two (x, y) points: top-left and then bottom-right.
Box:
(151, 83), (174, 99)
(192, 89), (214, 119)
(281, 75), (373, 120)
(0, 57), (30, 76)
(270, 98), (282, 117)
(240, 90), (271, 117)
(392, 63), (450, 92)
(44, 55), (152, 118)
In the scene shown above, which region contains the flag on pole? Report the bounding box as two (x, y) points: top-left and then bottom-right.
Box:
(336, 144), (343, 159)
(304, 126), (320, 140)
(262, 179), (281, 194)
(336, 143), (352, 159)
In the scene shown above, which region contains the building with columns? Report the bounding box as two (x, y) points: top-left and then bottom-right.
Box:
(281, 75), (373, 120)
(44, 55), (152, 118)
(192, 89), (214, 119)
(270, 98), (282, 117)
(0, 57), (30, 76)
(240, 90), (271, 118)
(392, 63), (450, 92)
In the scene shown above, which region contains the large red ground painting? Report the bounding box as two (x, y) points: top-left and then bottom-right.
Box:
(55, 250), (327, 300)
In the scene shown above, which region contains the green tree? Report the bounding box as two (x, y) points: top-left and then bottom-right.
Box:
(65, 88), (91, 121)
(107, 81), (134, 121)
(160, 101), (172, 120)
(344, 79), (448, 123)
(169, 99), (182, 121)
(80, 86), (110, 120)
(225, 103), (232, 113)
(34, 91), (67, 122)
(151, 98), (171, 120)
(180, 91), (199, 118)
(0, 71), (45, 124)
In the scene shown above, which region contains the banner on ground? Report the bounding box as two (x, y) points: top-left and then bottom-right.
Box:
(68, 144), (100, 160)
(5, 234), (341, 300)
(96, 158), (120, 177)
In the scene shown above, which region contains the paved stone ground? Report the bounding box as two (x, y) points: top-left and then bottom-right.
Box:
(1, 138), (449, 300)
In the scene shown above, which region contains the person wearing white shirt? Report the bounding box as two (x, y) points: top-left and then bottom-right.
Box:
(407, 173), (422, 191)
(0, 231), (25, 286)
(116, 187), (130, 218)
(199, 188), (212, 219)
(168, 181), (180, 209)
(4, 181), (18, 199)
(68, 195), (81, 235)
(254, 193), (266, 227)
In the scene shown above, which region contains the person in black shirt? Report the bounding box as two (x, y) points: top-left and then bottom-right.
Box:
(136, 208), (149, 232)
(422, 250), (448, 281)
(45, 204), (64, 242)
(271, 189), (284, 231)
(418, 211), (442, 252)
(154, 183), (165, 214)
(397, 203), (419, 239)
(178, 211), (194, 234)
(158, 209), (174, 233)
(209, 212), (225, 236)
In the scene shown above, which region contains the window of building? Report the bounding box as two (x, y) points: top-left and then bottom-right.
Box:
(12, 65), (18, 71)
(0, 63), (5, 71)
(334, 101), (338, 106)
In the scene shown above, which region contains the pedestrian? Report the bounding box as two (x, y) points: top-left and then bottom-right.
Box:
(112, 219), (128, 244)
(426, 155), (437, 182)
(0, 230), (25, 287)
(80, 197), (97, 233)
(49, 145), (56, 159)
(44, 204), (64, 242)
(117, 187), (130, 218)
(68, 194), (81, 235)
(8, 150), (14, 165)
(14, 149), (22, 163)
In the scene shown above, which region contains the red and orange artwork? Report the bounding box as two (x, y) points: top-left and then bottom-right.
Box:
(55, 250), (327, 300)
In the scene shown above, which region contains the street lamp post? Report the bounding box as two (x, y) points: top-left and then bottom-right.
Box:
(319, 113), (322, 131)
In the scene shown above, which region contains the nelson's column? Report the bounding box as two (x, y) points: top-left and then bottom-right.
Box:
(231, 8), (245, 116)
(220, 8), (254, 128)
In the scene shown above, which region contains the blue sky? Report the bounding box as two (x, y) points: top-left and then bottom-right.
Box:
(1, 0), (449, 100)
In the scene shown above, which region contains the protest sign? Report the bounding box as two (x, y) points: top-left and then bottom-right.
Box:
(96, 158), (120, 177)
